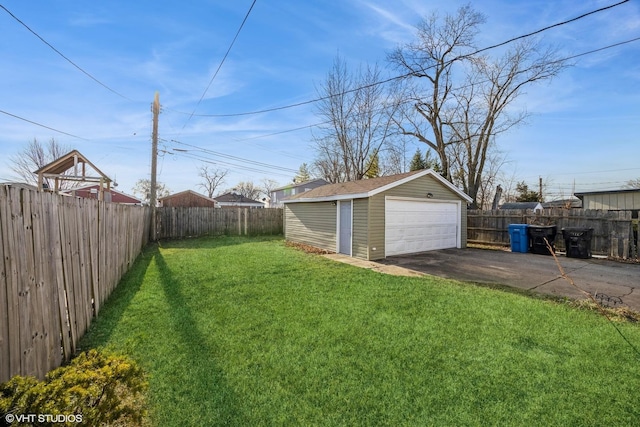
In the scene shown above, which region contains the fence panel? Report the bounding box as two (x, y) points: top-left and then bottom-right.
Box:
(0, 189), (9, 379)
(467, 209), (636, 259)
(0, 185), (150, 382)
(156, 207), (283, 239)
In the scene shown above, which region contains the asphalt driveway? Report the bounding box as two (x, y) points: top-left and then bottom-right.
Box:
(378, 248), (640, 312)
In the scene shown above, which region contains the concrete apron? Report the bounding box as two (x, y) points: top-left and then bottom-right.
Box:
(324, 249), (640, 313)
(323, 253), (426, 278)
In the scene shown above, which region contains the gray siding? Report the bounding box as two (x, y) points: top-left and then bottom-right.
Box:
(369, 174), (468, 260)
(285, 202), (336, 252)
(352, 198), (369, 259)
(582, 192), (640, 210)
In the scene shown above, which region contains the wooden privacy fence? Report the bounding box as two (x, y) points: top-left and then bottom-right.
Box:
(0, 185), (150, 382)
(156, 207), (283, 239)
(468, 209), (637, 259)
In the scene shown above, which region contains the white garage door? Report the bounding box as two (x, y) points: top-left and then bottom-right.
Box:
(385, 198), (459, 256)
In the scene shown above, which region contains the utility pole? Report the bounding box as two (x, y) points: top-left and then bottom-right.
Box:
(150, 92), (160, 241)
(538, 176), (543, 202)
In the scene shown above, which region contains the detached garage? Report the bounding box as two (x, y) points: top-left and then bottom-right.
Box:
(283, 169), (472, 260)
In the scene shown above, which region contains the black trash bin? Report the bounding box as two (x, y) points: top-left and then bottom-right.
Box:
(562, 227), (593, 258)
(527, 225), (557, 255)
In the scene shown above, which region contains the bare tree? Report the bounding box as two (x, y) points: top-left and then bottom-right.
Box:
(313, 146), (344, 184)
(468, 146), (508, 209)
(388, 5), (484, 183)
(313, 55), (397, 183)
(382, 138), (411, 175)
(261, 178), (280, 197)
(625, 178), (640, 189)
(388, 5), (568, 207)
(132, 179), (170, 204)
(232, 181), (262, 200)
(198, 165), (227, 198)
(9, 138), (71, 188)
(498, 168), (521, 204)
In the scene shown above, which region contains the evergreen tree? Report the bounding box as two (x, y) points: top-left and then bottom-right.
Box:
(424, 149), (442, 173)
(515, 181), (540, 202)
(293, 163), (312, 183)
(409, 149), (426, 171)
(364, 151), (380, 178)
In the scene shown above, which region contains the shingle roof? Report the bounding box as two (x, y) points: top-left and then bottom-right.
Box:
(575, 188), (640, 197)
(500, 202), (542, 210)
(214, 192), (261, 204)
(542, 198), (582, 208)
(285, 169), (472, 203)
(159, 189), (216, 203)
(288, 171), (420, 199)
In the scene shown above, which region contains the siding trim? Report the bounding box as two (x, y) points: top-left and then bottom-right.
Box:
(284, 169), (472, 204)
(336, 200), (353, 255)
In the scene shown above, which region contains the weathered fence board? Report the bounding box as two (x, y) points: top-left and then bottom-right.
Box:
(467, 209), (636, 259)
(156, 207), (283, 239)
(0, 185), (150, 382)
(0, 190), (9, 379)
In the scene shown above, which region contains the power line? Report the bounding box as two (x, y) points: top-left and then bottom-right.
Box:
(471, 0), (630, 56)
(181, 0), (258, 129)
(560, 36), (640, 62)
(164, 149), (294, 178)
(170, 139), (297, 173)
(232, 120), (332, 141)
(177, 0), (630, 119)
(179, 73), (406, 118)
(522, 167), (640, 179)
(0, 109), (88, 140)
(4, 32), (636, 151)
(220, 35), (640, 143)
(0, 4), (133, 101)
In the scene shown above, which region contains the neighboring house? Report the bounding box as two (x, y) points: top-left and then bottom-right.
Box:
(214, 192), (264, 208)
(68, 184), (142, 205)
(270, 179), (328, 207)
(575, 189), (640, 215)
(500, 202), (543, 212)
(159, 190), (217, 207)
(283, 169), (472, 260)
(542, 198), (582, 209)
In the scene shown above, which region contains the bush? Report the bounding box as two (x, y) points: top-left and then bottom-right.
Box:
(0, 349), (148, 426)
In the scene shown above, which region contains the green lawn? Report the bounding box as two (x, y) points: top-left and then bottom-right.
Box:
(79, 236), (640, 426)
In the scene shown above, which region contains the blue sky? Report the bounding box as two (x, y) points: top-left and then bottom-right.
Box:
(1, 0), (639, 201)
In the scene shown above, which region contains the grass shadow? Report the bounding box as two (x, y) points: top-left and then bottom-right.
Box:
(79, 242), (248, 425)
(78, 244), (155, 352)
(150, 248), (247, 426)
(158, 234), (282, 251)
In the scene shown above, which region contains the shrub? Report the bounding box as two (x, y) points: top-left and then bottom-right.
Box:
(0, 349), (148, 426)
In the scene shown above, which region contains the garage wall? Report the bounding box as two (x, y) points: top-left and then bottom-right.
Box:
(368, 174), (468, 260)
(581, 192), (640, 210)
(285, 202), (336, 251)
(368, 194), (386, 260)
(352, 198), (369, 259)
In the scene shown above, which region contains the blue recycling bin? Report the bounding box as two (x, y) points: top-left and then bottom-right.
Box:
(508, 224), (529, 253)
